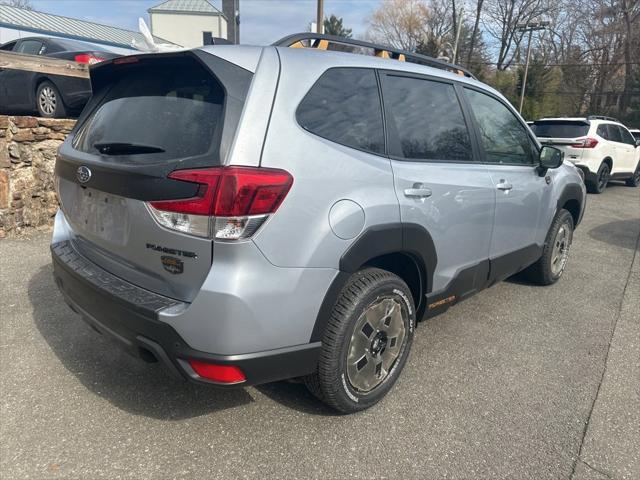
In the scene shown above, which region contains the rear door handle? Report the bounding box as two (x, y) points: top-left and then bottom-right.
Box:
(496, 180), (513, 191)
(404, 183), (432, 198)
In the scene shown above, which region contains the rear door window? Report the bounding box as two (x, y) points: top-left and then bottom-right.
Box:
(606, 124), (622, 143)
(596, 125), (609, 139)
(74, 57), (225, 162)
(380, 74), (472, 161)
(531, 121), (590, 138)
(296, 68), (384, 154)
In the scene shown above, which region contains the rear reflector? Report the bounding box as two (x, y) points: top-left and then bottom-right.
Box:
(148, 166), (293, 239)
(113, 56), (140, 65)
(188, 359), (246, 384)
(571, 137), (598, 148)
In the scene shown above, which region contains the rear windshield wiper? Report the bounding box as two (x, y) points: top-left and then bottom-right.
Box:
(94, 142), (166, 155)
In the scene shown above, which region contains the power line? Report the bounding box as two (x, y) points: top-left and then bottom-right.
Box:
(521, 91), (640, 95)
(465, 61), (640, 67)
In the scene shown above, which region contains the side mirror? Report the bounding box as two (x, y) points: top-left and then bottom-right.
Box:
(539, 145), (564, 170)
(635, 139), (640, 148)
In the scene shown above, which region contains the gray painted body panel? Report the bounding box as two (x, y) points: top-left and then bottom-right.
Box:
(198, 45), (263, 73)
(223, 47), (279, 167)
(535, 162), (586, 244)
(484, 165), (548, 258)
(159, 240), (337, 354)
(391, 161), (495, 292)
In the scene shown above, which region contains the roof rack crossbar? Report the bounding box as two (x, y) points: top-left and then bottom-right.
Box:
(272, 33), (476, 80)
(587, 115), (620, 122)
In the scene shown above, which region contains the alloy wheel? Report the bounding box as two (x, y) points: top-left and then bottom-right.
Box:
(598, 165), (610, 190)
(550, 221), (572, 277)
(39, 86), (57, 116)
(346, 296), (407, 393)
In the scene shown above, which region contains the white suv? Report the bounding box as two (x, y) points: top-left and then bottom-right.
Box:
(531, 116), (640, 193)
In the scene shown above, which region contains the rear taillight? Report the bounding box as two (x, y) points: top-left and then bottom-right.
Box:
(188, 359), (246, 384)
(571, 137), (598, 148)
(74, 53), (106, 65)
(148, 166), (293, 239)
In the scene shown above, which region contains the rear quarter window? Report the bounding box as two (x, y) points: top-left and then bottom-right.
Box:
(74, 57), (225, 162)
(532, 122), (590, 138)
(296, 68), (385, 154)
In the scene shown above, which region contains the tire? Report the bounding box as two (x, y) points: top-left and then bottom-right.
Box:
(305, 268), (416, 413)
(625, 162), (640, 187)
(522, 209), (574, 286)
(36, 81), (67, 118)
(587, 161), (610, 194)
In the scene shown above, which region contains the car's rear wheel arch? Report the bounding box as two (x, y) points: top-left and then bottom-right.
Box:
(310, 223), (436, 342)
(602, 157), (613, 170)
(363, 252), (425, 317)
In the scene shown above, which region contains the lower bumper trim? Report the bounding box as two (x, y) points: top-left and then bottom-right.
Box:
(52, 240), (321, 387)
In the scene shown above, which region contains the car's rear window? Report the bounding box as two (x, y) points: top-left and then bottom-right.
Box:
(531, 121), (589, 138)
(74, 57), (224, 162)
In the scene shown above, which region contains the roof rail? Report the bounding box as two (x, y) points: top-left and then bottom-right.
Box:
(272, 33), (476, 80)
(587, 115), (619, 123)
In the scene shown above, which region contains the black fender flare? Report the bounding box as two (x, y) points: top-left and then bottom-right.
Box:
(309, 223), (437, 342)
(556, 182), (585, 227)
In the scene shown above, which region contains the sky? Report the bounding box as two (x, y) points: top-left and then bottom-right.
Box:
(29, 0), (381, 46)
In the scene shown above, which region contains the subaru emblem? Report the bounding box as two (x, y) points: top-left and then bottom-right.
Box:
(76, 165), (91, 184)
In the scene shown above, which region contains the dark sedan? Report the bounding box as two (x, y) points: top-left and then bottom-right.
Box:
(0, 37), (119, 118)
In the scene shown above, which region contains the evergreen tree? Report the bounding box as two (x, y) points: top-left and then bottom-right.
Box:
(323, 14), (353, 38)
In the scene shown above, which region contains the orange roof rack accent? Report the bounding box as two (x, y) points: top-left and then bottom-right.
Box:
(273, 33), (476, 79)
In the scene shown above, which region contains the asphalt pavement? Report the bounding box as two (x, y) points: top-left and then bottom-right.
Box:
(1, 182), (638, 480)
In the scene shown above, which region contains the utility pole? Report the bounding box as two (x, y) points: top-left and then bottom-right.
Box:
(516, 21), (549, 114)
(316, 0), (324, 34)
(452, 7), (464, 64)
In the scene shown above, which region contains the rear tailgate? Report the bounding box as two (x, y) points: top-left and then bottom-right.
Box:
(532, 120), (591, 163)
(55, 50), (253, 302)
(537, 137), (587, 162)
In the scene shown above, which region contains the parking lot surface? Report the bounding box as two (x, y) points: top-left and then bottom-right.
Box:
(1, 183), (638, 480)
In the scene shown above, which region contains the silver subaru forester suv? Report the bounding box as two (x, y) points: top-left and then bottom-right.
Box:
(51, 34), (586, 413)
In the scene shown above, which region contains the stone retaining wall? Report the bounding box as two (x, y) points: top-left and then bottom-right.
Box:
(0, 115), (75, 238)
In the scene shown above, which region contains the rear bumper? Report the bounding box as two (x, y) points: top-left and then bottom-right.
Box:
(51, 240), (321, 387)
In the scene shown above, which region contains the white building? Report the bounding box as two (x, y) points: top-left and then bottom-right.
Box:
(148, 0), (232, 48)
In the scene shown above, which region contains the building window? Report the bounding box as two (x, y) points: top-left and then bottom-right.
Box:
(203, 31), (213, 45)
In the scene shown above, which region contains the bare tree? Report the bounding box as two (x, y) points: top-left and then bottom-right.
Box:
(482, 0), (554, 70)
(367, 0), (454, 56)
(0, 0), (33, 9)
(466, 0), (485, 65)
(367, 0), (432, 51)
(618, 0), (640, 113)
